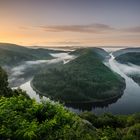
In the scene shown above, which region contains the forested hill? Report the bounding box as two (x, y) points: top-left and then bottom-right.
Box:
(113, 47), (140, 57)
(115, 52), (140, 86)
(115, 52), (140, 65)
(0, 43), (64, 66)
(70, 47), (109, 60)
(32, 48), (125, 103)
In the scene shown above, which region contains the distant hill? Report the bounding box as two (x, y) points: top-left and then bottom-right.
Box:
(115, 52), (140, 65)
(32, 48), (125, 103)
(70, 47), (109, 60)
(113, 47), (140, 57)
(115, 52), (140, 85)
(0, 43), (65, 66)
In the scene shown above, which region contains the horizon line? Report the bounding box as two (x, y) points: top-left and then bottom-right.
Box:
(0, 42), (140, 49)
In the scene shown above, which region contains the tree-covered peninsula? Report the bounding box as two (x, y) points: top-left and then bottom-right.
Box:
(32, 48), (125, 103)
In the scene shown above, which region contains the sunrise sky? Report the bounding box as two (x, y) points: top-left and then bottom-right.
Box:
(0, 0), (140, 47)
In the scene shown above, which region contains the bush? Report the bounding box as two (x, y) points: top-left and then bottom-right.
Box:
(0, 96), (97, 140)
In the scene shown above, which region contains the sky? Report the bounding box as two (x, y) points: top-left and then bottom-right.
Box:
(0, 0), (140, 47)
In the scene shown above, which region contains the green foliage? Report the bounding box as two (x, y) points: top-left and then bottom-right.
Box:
(0, 66), (30, 98)
(0, 67), (12, 97)
(12, 88), (31, 99)
(33, 49), (125, 102)
(79, 112), (140, 140)
(80, 112), (126, 128)
(127, 123), (140, 140)
(98, 127), (122, 140)
(127, 113), (140, 126)
(0, 95), (97, 140)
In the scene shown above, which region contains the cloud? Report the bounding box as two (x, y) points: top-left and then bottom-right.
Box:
(40, 24), (140, 34)
(19, 26), (29, 30)
(116, 62), (140, 75)
(53, 41), (81, 45)
(122, 26), (140, 33)
(41, 23), (115, 34)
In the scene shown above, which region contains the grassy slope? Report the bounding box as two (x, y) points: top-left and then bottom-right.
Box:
(33, 49), (125, 103)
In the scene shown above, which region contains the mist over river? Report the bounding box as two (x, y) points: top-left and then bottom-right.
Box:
(8, 52), (75, 87)
(11, 52), (140, 115)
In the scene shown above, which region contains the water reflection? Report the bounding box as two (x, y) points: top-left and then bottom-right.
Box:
(65, 94), (123, 111)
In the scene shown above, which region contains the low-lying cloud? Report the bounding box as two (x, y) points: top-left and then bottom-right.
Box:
(8, 52), (76, 84)
(122, 26), (140, 33)
(41, 24), (140, 34)
(116, 62), (140, 75)
(41, 23), (114, 33)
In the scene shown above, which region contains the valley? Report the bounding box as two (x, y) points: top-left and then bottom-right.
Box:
(1, 1), (140, 139)
(1, 43), (140, 114)
(1, 43), (140, 140)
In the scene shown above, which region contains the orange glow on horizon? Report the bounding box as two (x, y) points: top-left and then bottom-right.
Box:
(0, 21), (140, 47)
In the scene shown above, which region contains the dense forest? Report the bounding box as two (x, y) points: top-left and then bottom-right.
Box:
(0, 66), (140, 139)
(32, 49), (125, 103)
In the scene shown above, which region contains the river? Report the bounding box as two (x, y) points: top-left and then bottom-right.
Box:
(92, 53), (140, 114)
(17, 53), (140, 115)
